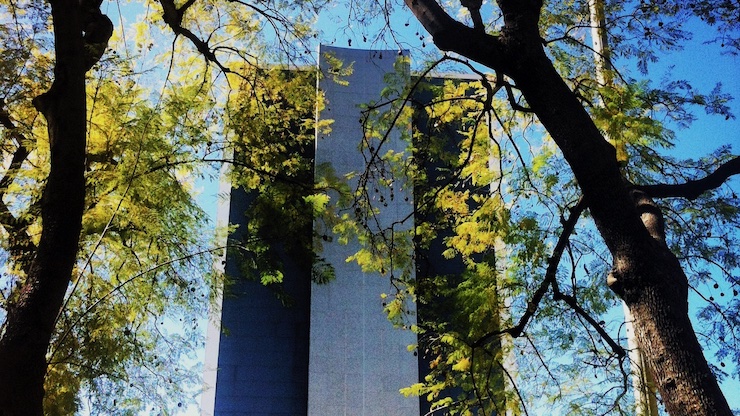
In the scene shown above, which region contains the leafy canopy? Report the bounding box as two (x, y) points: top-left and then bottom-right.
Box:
(1, 0), (739, 413)
(326, 1), (740, 414)
(0, 0), (325, 413)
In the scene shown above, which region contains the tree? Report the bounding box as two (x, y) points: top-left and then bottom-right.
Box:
(0, 2), (216, 413)
(354, 0), (740, 414)
(0, 0), (321, 413)
(2, 0), (738, 414)
(0, 1), (111, 412)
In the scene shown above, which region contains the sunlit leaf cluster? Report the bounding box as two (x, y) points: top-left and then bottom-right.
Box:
(224, 68), (332, 296)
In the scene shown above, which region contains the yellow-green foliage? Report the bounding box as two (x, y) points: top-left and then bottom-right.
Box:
(0, 0), (323, 412)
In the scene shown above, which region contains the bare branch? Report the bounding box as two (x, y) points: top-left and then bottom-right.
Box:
(500, 78), (533, 113)
(0, 145), (29, 200)
(552, 290), (625, 357)
(495, 360), (531, 416)
(156, 0), (237, 75)
(0, 100), (36, 270)
(473, 197), (586, 346)
(637, 156), (740, 200)
(0, 100), (30, 198)
(48, 245), (228, 363)
(403, 0), (507, 67)
(512, 197), (587, 334)
(460, 0), (484, 32)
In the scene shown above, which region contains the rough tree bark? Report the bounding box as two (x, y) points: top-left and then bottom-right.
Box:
(404, 0), (734, 414)
(0, 1), (112, 414)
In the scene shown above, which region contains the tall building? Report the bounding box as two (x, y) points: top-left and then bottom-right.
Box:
(199, 42), (658, 416)
(201, 46), (423, 416)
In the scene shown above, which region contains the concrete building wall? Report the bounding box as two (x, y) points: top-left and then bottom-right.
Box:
(201, 161), (232, 416)
(207, 186), (312, 416)
(202, 45), (420, 416)
(308, 45), (419, 416)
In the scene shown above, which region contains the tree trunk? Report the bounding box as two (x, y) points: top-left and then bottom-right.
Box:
(0, 2), (89, 414)
(404, 0), (732, 414)
(511, 47), (731, 416)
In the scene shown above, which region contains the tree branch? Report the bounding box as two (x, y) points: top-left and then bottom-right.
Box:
(551, 289), (625, 357)
(48, 245), (227, 363)
(0, 141), (30, 200)
(500, 78), (533, 113)
(407, 0), (653, 260)
(637, 156), (740, 200)
(460, 0), (484, 32)
(403, 0), (508, 69)
(473, 197), (586, 347)
(157, 0), (236, 75)
(0, 99), (36, 270)
(0, 99), (30, 197)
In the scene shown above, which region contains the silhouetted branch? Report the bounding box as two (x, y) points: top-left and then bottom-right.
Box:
(551, 290), (625, 357)
(157, 0), (237, 75)
(473, 196), (586, 346)
(48, 245), (228, 363)
(0, 100), (36, 270)
(0, 102), (30, 197)
(637, 156), (740, 200)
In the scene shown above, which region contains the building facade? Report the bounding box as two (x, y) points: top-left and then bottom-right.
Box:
(201, 46), (423, 416)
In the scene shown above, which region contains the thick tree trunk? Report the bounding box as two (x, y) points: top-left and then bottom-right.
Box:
(405, 0), (732, 414)
(0, 2), (89, 414)
(626, 261), (730, 415)
(513, 54), (731, 416)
